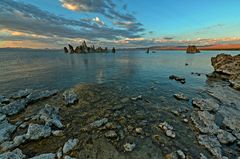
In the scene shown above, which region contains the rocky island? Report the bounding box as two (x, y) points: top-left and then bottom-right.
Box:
(64, 41), (116, 54)
(186, 45), (201, 53)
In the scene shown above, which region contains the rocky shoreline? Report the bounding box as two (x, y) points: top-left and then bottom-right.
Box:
(0, 82), (239, 158)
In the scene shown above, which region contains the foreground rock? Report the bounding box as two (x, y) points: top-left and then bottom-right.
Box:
(30, 153), (56, 159)
(62, 139), (79, 154)
(0, 148), (25, 159)
(26, 90), (58, 104)
(211, 54), (240, 90)
(63, 89), (78, 106)
(198, 135), (222, 158)
(0, 99), (27, 116)
(37, 104), (63, 129)
(0, 119), (16, 143)
(186, 45), (200, 53)
(10, 89), (32, 99)
(192, 98), (219, 112)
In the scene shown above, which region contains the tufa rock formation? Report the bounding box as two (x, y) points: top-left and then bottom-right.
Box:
(210, 53), (240, 90)
(112, 47), (116, 53)
(186, 45), (200, 53)
(64, 47), (68, 53)
(64, 41), (114, 54)
(68, 44), (75, 54)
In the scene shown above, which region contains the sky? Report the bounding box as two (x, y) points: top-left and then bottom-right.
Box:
(0, 0), (240, 48)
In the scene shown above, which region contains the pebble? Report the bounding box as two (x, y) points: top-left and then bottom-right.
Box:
(183, 119), (189, 123)
(52, 130), (64, 137)
(166, 130), (176, 138)
(131, 95), (142, 101)
(63, 138), (79, 154)
(123, 143), (136, 152)
(177, 150), (186, 159)
(135, 128), (143, 134)
(104, 130), (118, 139)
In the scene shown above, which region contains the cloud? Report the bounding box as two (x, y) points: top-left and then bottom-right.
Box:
(92, 17), (105, 26)
(60, 0), (135, 21)
(0, 0), (146, 48)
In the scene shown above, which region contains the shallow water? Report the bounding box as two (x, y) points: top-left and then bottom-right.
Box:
(1, 49), (239, 96)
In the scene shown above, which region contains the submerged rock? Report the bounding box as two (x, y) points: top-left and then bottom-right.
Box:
(0, 148), (26, 159)
(10, 89), (32, 99)
(63, 89), (78, 105)
(169, 75), (186, 84)
(198, 135), (222, 159)
(192, 98), (219, 112)
(177, 150), (186, 159)
(105, 130), (118, 139)
(38, 104), (63, 128)
(90, 118), (108, 128)
(191, 111), (219, 134)
(26, 90), (58, 104)
(30, 153), (56, 159)
(159, 122), (176, 138)
(0, 113), (6, 121)
(123, 143), (135, 152)
(26, 124), (51, 140)
(63, 138), (79, 154)
(174, 93), (189, 101)
(131, 95), (142, 101)
(217, 130), (236, 144)
(0, 95), (9, 104)
(211, 54), (240, 90)
(0, 119), (16, 143)
(0, 99), (27, 116)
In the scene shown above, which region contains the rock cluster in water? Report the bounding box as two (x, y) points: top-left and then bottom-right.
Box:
(186, 45), (200, 53)
(64, 41), (116, 54)
(210, 53), (240, 90)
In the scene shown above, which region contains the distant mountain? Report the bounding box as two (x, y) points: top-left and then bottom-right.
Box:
(149, 44), (240, 51)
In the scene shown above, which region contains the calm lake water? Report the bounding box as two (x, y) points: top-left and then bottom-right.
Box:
(0, 49), (239, 96)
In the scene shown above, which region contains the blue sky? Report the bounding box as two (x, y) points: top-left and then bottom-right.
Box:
(0, 0), (240, 48)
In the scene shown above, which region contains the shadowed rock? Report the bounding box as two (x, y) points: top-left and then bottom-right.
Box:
(0, 119), (16, 143)
(64, 47), (68, 53)
(0, 148), (26, 159)
(112, 47), (116, 53)
(68, 44), (75, 54)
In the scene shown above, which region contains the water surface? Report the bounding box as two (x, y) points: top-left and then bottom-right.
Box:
(0, 49), (239, 95)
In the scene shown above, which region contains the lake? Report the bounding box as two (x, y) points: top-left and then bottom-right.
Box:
(1, 49), (239, 96)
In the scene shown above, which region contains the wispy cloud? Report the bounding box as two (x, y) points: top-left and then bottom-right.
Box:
(0, 0), (144, 48)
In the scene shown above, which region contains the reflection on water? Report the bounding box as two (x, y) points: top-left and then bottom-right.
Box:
(0, 49), (239, 95)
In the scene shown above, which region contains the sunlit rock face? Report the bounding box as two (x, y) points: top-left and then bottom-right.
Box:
(211, 54), (240, 90)
(186, 45), (200, 53)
